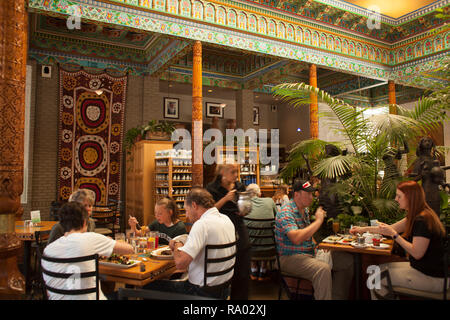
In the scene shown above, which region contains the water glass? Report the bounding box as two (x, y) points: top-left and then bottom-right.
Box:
(115, 233), (125, 242)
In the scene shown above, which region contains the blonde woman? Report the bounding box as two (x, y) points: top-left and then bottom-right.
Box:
(48, 189), (96, 244)
(128, 197), (187, 245)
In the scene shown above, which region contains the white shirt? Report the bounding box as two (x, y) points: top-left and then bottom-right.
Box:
(42, 232), (116, 300)
(179, 207), (236, 286)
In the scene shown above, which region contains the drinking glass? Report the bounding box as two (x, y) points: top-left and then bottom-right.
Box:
(115, 233), (125, 242)
(332, 221), (340, 235)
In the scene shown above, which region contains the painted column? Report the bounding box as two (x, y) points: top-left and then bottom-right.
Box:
(309, 64), (319, 139)
(0, 0), (27, 298)
(192, 41), (203, 186)
(388, 80), (397, 114)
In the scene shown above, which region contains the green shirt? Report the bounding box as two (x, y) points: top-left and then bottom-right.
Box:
(47, 218), (96, 245)
(244, 197), (278, 255)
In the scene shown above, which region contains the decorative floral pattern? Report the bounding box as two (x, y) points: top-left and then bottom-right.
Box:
(62, 129), (73, 143)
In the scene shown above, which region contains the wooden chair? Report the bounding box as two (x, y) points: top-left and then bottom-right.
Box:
(39, 253), (100, 300)
(383, 235), (449, 300)
(92, 202), (118, 238)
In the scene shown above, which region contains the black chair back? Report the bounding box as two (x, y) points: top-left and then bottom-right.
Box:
(203, 241), (237, 288)
(243, 217), (277, 256)
(40, 253), (100, 300)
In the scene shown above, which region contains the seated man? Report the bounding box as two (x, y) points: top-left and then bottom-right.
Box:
(144, 187), (236, 299)
(48, 189), (97, 244)
(42, 202), (133, 300)
(244, 184), (278, 281)
(275, 180), (354, 300)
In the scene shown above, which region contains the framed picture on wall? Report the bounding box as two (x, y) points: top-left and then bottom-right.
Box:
(164, 97), (179, 119)
(253, 107), (259, 125)
(206, 102), (224, 118)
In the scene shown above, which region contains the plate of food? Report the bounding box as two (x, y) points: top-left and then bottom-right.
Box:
(350, 242), (368, 249)
(150, 247), (174, 260)
(337, 235), (357, 245)
(369, 243), (390, 249)
(100, 254), (140, 269)
(322, 235), (342, 243)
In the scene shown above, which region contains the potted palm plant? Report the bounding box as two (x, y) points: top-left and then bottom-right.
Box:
(145, 120), (175, 140)
(272, 82), (449, 224)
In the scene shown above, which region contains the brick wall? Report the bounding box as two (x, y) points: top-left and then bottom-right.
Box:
(28, 63), (59, 220)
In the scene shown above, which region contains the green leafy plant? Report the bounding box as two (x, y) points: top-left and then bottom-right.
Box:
(272, 82), (449, 223)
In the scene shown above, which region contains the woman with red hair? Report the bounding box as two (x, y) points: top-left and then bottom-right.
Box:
(351, 180), (447, 299)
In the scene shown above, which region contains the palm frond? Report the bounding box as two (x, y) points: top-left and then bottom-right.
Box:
(313, 155), (355, 180)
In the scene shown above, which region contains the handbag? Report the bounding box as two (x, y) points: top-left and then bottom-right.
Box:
(315, 249), (333, 269)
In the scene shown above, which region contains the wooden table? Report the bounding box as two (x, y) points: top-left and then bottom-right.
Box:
(318, 239), (394, 300)
(99, 251), (176, 287)
(15, 220), (58, 294)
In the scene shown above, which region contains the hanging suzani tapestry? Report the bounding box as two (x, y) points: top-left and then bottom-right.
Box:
(58, 69), (127, 205)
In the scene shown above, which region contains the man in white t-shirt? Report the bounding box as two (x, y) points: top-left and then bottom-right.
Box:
(144, 187), (236, 299)
(42, 202), (133, 300)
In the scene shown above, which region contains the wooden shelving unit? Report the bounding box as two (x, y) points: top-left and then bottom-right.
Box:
(125, 140), (175, 227)
(154, 157), (192, 220)
(216, 146), (260, 186)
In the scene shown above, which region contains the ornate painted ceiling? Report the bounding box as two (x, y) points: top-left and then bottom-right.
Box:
(27, 0), (449, 95)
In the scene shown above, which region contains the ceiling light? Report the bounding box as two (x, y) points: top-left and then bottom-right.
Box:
(169, 84), (173, 88)
(208, 89), (213, 93)
(297, 128), (302, 132)
(220, 103), (226, 108)
(255, 95), (259, 98)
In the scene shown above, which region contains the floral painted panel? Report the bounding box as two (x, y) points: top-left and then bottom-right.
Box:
(248, 14), (257, 32)
(217, 6), (226, 24)
(193, 1), (203, 20)
(227, 9), (237, 27)
(268, 19), (276, 37)
(167, 0), (178, 14)
(277, 22), (286, 39)
(238, 11), (247, 29)
(180, 0), (191, 17)
(295, 27), (302, 43)
(154, 0), (165, 11)
(286, 24), (294, 41)
(258, 17), (267, 34)
(205, 3), (215, 23)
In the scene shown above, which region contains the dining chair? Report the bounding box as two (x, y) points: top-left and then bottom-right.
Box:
(92, 202), (118, 238)
(203, 240), (237, 299)
(243, 217), (278, 278)
(383, 234), (449, 300)
(39, 253), (100, 300)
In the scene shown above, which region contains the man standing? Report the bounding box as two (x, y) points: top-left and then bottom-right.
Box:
(275, 180), (353, 300)
(145, 187), (236, 299)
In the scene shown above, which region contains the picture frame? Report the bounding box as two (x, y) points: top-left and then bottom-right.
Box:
(163, 97), (179, 119)
(253, 106), (259, 125)
(206, 102), (224, 118)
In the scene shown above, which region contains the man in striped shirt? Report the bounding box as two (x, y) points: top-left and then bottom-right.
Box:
(275, 180), (354, 300)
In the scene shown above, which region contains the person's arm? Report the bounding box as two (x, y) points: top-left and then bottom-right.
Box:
(112, 241), (134, 255)
(128, 216), (142, 236)
(286, 207), (326, 245)
(214, 190), (236, 210)
(350, 218), (407, 235)
(169, 240), (193, 271)
(378, 222), (430, 260)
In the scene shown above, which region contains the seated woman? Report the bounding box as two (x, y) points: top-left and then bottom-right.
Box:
(351, 180), (447, 299)
(128, 197), (187, 245)
(48, 189), (96, 244)
(244, 184), (278, 281)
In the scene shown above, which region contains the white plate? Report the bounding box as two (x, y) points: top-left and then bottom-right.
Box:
(350, 242), (368, 249)
(322, 236), (342, 243)
(369, 243), (390, 249)
(99, 260), (140, 269)
(150, 247), (174, 260)
(337, 239), (355, 245)
(172, 234), (188, 244)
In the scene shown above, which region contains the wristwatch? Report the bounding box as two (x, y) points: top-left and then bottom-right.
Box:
(393, 233), (399, 240)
